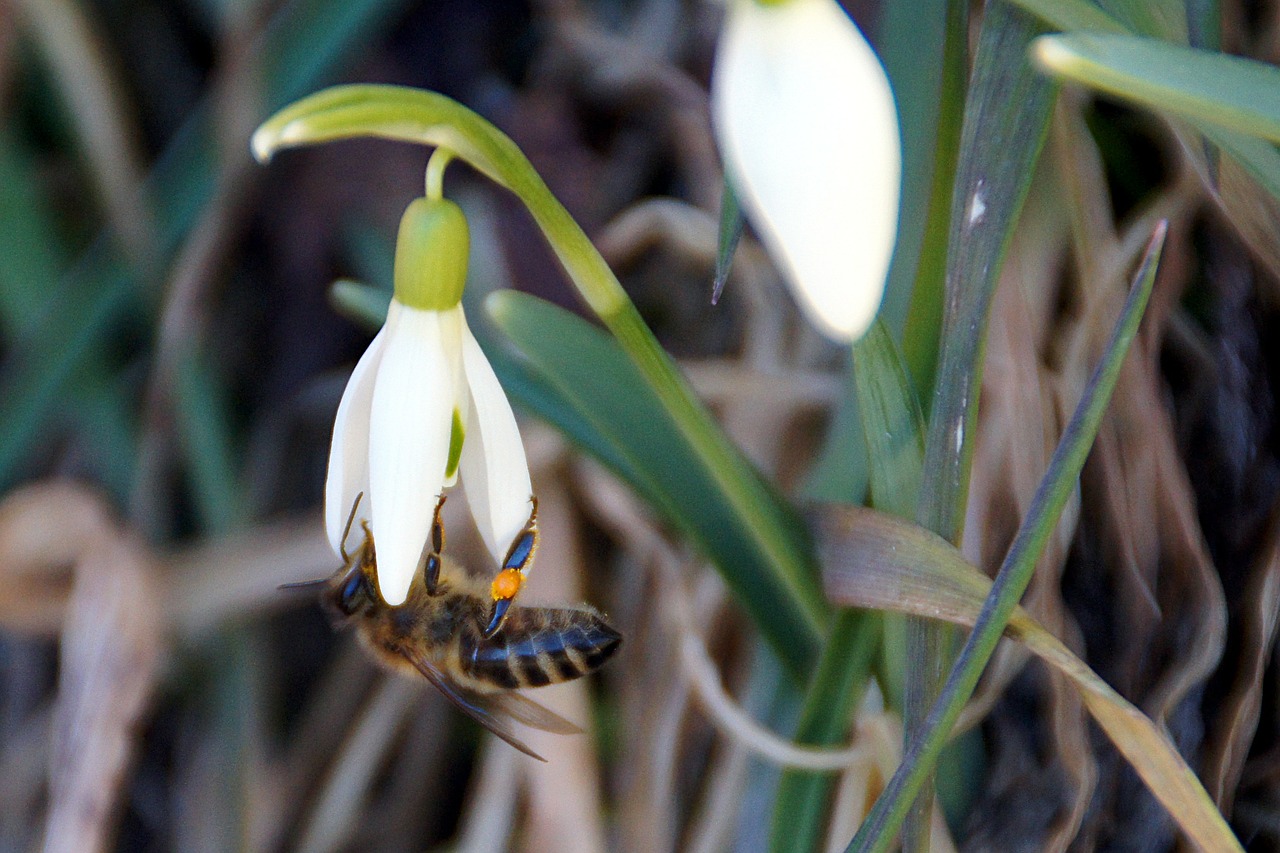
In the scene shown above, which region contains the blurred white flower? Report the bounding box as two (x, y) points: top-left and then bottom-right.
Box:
(712, 0), (901, 343)
(325, 196), (532, 606)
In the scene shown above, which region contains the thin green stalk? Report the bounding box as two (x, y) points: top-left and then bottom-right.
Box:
(899, 8), (1057, 840)
(767, 613), (879, 851)
(889, 3), (969, 847)
(769, 321), (924, 853)
(856, 321), (933, 853)
(898, 0), (969, 406)
(713, 176), (744, 304)
(913, 0), (1054, 552)
(847, 223), (1165, 853)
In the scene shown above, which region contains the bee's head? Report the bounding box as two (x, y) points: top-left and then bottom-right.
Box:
(324, 563), (379, 619)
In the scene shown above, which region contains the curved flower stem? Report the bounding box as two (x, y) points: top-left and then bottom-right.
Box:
(425, 147), (454, 200)
(253, 85), (828, 671)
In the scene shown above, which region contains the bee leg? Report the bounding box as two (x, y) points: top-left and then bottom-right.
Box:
(484, 496), (539, 638)
(484, 571), (523, 636)
(358, 520), (376, 566)
(339, 492), (364, 565)
(422, 494), (447, 596)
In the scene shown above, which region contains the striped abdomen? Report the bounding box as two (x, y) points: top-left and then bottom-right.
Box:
(452, 605), (621, 692)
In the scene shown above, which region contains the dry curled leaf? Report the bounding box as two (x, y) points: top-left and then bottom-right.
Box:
(816, 504), (1242, 853)
(0, 482), (117, 634)
(37, 490), (164, 853)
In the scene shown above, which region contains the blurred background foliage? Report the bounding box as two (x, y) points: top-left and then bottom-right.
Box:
(3, 0), (1280, 851)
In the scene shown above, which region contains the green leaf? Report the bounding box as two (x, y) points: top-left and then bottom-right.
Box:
(69, 373), (138, 501)
(174, 347), (243, 535)
(854, 322), (939, 852)
(1003, 0), (1128, 34)
(487, 290), (825, 676)
(887, 0), (966, 396)
(847, 223), (1167, 853)
(800, 360), (868, 505)
(0, 125), (68, 336)
(329, 277), (392, 327)
(1197, 124), (1280, 277)
(767, 613), (878, 853)
(894, 13), (1057, 839)
(852, 323), (924, 521)
(1186, 0), (1221, 50)
(916, 1), (1056, 544)
(1011, 5), (1280, 282)
(0, 280), (133, 491)
(1096, 0), (1186, 40)
(1034, 33), (1280, 144)
(712, 176), (744, 305)
(769, 321), (924, 853)
(261, 0), (406, 111)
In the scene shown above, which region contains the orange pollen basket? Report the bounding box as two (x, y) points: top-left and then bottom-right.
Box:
(490, 568), (524, 601)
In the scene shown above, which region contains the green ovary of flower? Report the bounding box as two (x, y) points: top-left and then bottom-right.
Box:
(393, 197), (469, 311)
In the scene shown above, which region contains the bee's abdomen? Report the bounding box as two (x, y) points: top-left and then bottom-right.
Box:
(455, 606), (621, 691)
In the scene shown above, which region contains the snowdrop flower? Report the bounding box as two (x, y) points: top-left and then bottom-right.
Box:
(712, 0), (901, 343)
(326, 193), (532, 606)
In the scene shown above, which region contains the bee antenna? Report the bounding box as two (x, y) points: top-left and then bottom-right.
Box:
(278, 577), (330, 591)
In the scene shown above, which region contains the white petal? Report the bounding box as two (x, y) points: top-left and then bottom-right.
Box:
(457, 315), (532, 566)
(440, 305), (469, 489)
(324, 325), (389, 555)
(367, 301), (460, 605)
(712, 0), (901, 343)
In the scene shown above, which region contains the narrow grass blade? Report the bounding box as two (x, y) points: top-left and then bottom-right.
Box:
(1186, 0), (1221, 49)
(1004, 0), (1128, 34)
(801, 361), (868, 506)
(891, 0), (966, 397)
(712, 176), (744, 305)
(851, 320), (927, 721)
(846, 223), (1166, 853)
(0, 0), (407, 492)
(261, 0), (407, 110)
(174, 348), (243, 536)
(1034, 33), (1280, 144)
(915, 1), (1056, 545)
(0, 126), (68, 335)
(817, 502), (1240, 852)
(1095, 0), (1186, 40)
(12, 0), (156, 264)
(70, 376), (138, 501)
(855, 323), (937, 852)
(0, 279), (133, 491)
(768, 614), (878, 853)
(852, 322), (924, 520)
(900, 7), (1056, 844)
(769, 321), (924, 853)
(329, 277), (393, 328)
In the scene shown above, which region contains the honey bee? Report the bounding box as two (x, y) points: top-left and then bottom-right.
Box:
(293, 494), (621, 761)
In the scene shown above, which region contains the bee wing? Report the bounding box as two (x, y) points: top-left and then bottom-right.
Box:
(487, 692), (582, 736)
(397, 645), (548, 762)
